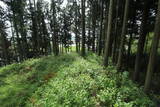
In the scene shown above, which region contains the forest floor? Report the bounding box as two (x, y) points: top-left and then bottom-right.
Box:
(0, 53), (156, 107)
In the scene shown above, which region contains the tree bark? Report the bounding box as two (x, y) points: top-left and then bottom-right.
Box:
(117, 0), (129, 71)
(98, 0), (104, 56)
(111, 0), (119, 63)
(81, 0), (86, 56)
(103, 0), (114, 66)
(133, 0), (150, 81)
(144, 0), (160, 93)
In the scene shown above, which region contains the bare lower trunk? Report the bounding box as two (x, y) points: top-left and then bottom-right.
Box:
(117, 0), (129, 71)
(133, 0), (150, 81)
(144, 0), (160, 93)
(103, 0), (114, 66)
(81, 0), (86, 56)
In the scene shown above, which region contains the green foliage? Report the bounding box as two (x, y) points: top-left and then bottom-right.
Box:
(131, 32), (154, 54)
(0, 53), (155, 107)
(0, 54), (76, 107)
(25, 54), (154, 107)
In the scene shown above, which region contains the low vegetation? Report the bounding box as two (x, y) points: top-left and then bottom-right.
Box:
(0, 53), (155, 106)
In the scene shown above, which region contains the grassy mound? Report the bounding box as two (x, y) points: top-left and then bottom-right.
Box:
(0, 54), (76, 107)
(24, 53), (154, 107)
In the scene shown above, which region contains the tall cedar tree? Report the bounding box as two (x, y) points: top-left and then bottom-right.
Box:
(144, 0), (160, 93)
(117, 0), (129, 70)
(133, 0), (150, 81)
(98, 0), (104, 56)
(103, 0), (114, 66)
(81, 0), (86, 56)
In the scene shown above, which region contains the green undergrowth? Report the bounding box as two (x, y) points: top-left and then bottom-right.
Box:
(0, 53), (155, 107)
(0, 54), (76, 107)
(24, 53), (154, 107)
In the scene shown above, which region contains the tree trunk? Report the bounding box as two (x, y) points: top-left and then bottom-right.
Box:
(81, 0), (86, 56)
(51, 0), (59, 56)
(127, 33), (133, 62)
(103, 0), (114, 66)
(117, 0), (129, 71)
(29, 0), (39, 57)
(75, 1), (79, 53)
(133, 0), (150, 81)
(111, 0), (119, 63)
(98, 0), (104, 56)
(91, 2), (96, 52)
(19, 0), (29, 59)
(88, 18), (91, 51)
(92, 19), (96, 52)
(144, 0), (160, 93)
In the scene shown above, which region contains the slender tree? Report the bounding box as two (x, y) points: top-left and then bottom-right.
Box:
(51, 0), (59, 56)
(98, 0), (104, 56)
(144, 0), (160, 93)
(74, 0), (80, 53)
(81, 0), (86, 56)
(103, 0), (114, 66)
(91, 1), (96, 52)
(117, 0), (129, 70)
(133, 0), (150, 81)
(111, 0), (120, 63)
(0, 20), (10, 65)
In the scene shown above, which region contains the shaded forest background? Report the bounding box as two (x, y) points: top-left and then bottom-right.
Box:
(0, 0), (160, 101)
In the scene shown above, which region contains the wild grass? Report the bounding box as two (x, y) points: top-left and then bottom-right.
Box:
(0, 53), (155, 107)
(0, 54), (76, 107)
(28, 53), (154, 107)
